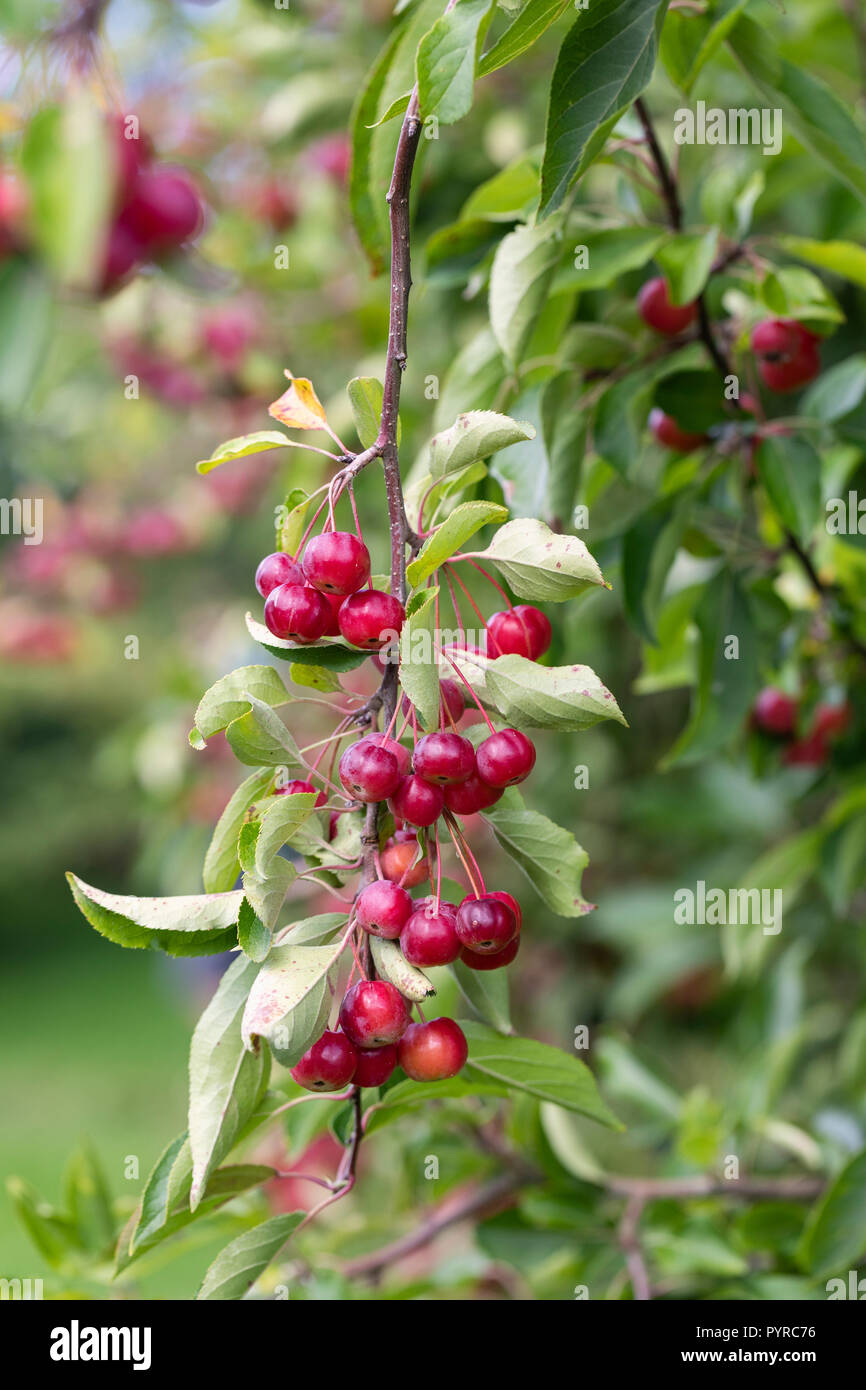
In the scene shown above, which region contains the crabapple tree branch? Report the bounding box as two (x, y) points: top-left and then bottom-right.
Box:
(635, 95), (866, 662)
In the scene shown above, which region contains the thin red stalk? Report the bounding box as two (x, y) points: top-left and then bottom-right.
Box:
(436, 641), (496, 732)
(443, 812), (483, 897)
(433, 821), (442, 910)
(462, 558), (512, 607)
(442, 565), (466, 640)
(446, 562), (489, 635)
(274, 1171), (339, 1191)
(295, 492), (332, 558)
(445, 810), (486, 896)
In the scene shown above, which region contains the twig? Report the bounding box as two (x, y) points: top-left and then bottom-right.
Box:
(341, 1171), (528, 1280)
(605, 1174), (825, 1200)
(619, 1192), (651, 1301)
(341, 1166), (824, 1284)
(635, 94), (866, 663)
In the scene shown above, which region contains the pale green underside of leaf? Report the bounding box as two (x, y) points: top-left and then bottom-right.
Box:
(407, 500), (509, 586)
(482, 787), (593, 918)
(429, 409), (536, 481)
(475, 517), (607, 600)
(399, 585), (440, 729)
(203, 768), (275, 894)
(189, 954), (272, 1209)
(241, 932), (349, 1063)
(489, 220), (563, 365)
(483, 652), (627, 730)
(191, 665), (291, 743)
(417, 0), (495, 126)
(451, 957), (513, 1034)
(66, 873), (243, 956)
(244, 612), (370, 672)
(197, 1212), (304, 1300)
(195, 431), (290, 474)
(463, 1022), (622, 1128)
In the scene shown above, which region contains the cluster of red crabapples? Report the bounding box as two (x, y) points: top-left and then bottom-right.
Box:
(636, 275), (822, 454)
(102, 116), (205, 293)
(751, 687), (851, 767)
(253, 527), (554, 1093)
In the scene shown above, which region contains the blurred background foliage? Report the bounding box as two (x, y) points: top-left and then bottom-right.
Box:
(0, 0), (864, 1299)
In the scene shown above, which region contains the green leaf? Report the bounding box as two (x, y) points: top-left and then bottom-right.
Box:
(473, 517), (606, 600)
(482, 787), (593, 917)
(253, 793), (319, 878)
(203, 769), (275, 894)
(120, 1153), (275, 1271)
(22, 96), (112, 287)
(487, 379), (586, 528)
(0, 258), (53, 414)
(489, 220), (563, 366)
(424, 216), (502, 285)
(399, 586), (441, 729)
(594, 370), (656, 478)
(364, 1075), (509, 1132)
(759, 266), (843, 327)
(6, 1178), (79, 1268)
(197, 1212), (304, 1300)
(755, 435), (821, 544)
(483, 653), (626, 730)
(429, 410), (536, 481)
(241, 934), (350, 1065)
(478, 0), (571, 77)
(596, 1035), (682, 1121)
(722, 828), (824, 980)
(242, 866), (296, 937)
(666, 0), (749, 94)
(655, 369), (729, 433)
(664, 573), (759, 767)
(122, 1133), (190, 1264)
(289, 663), (343, 694)
(237, 899), (271, 963)
(350, 0), (444, 274)
(244, 613), (370, 672)
(189, 954), (271, 1209)
(281, 912), (348, 946)
(195, 431), (291, 475)
(225, 694), (305, 770)
(801, 355), (866, 422)
(554, 224), (666, 293)
(622, 495), (691, 644)
(433, 325), (505, 430)
(461, 152), (541, 222)
(463, 1022), (622, 1127)
(407, 501), (508, 585)
(728, 15), (866, 205)
(66, 873), (243, 956)
(592, 342), (700, 476)
(451, 957), (513, 1033)
(417, 0), (495, 125)
(191, 666), (291, 745)
(798, 1150), (866, 1280)
(347, 377), (382, 449)
(63, 1145), (114, 1254)
(276, 488), (312, 557)
(368, 92), (412, 128)
(539, 0), (668, 217)
(655, 228), (719, 305)
(778, 237), (866, 292)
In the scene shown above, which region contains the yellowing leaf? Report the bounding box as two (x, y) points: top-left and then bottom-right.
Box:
(268, 373), (328, 431)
